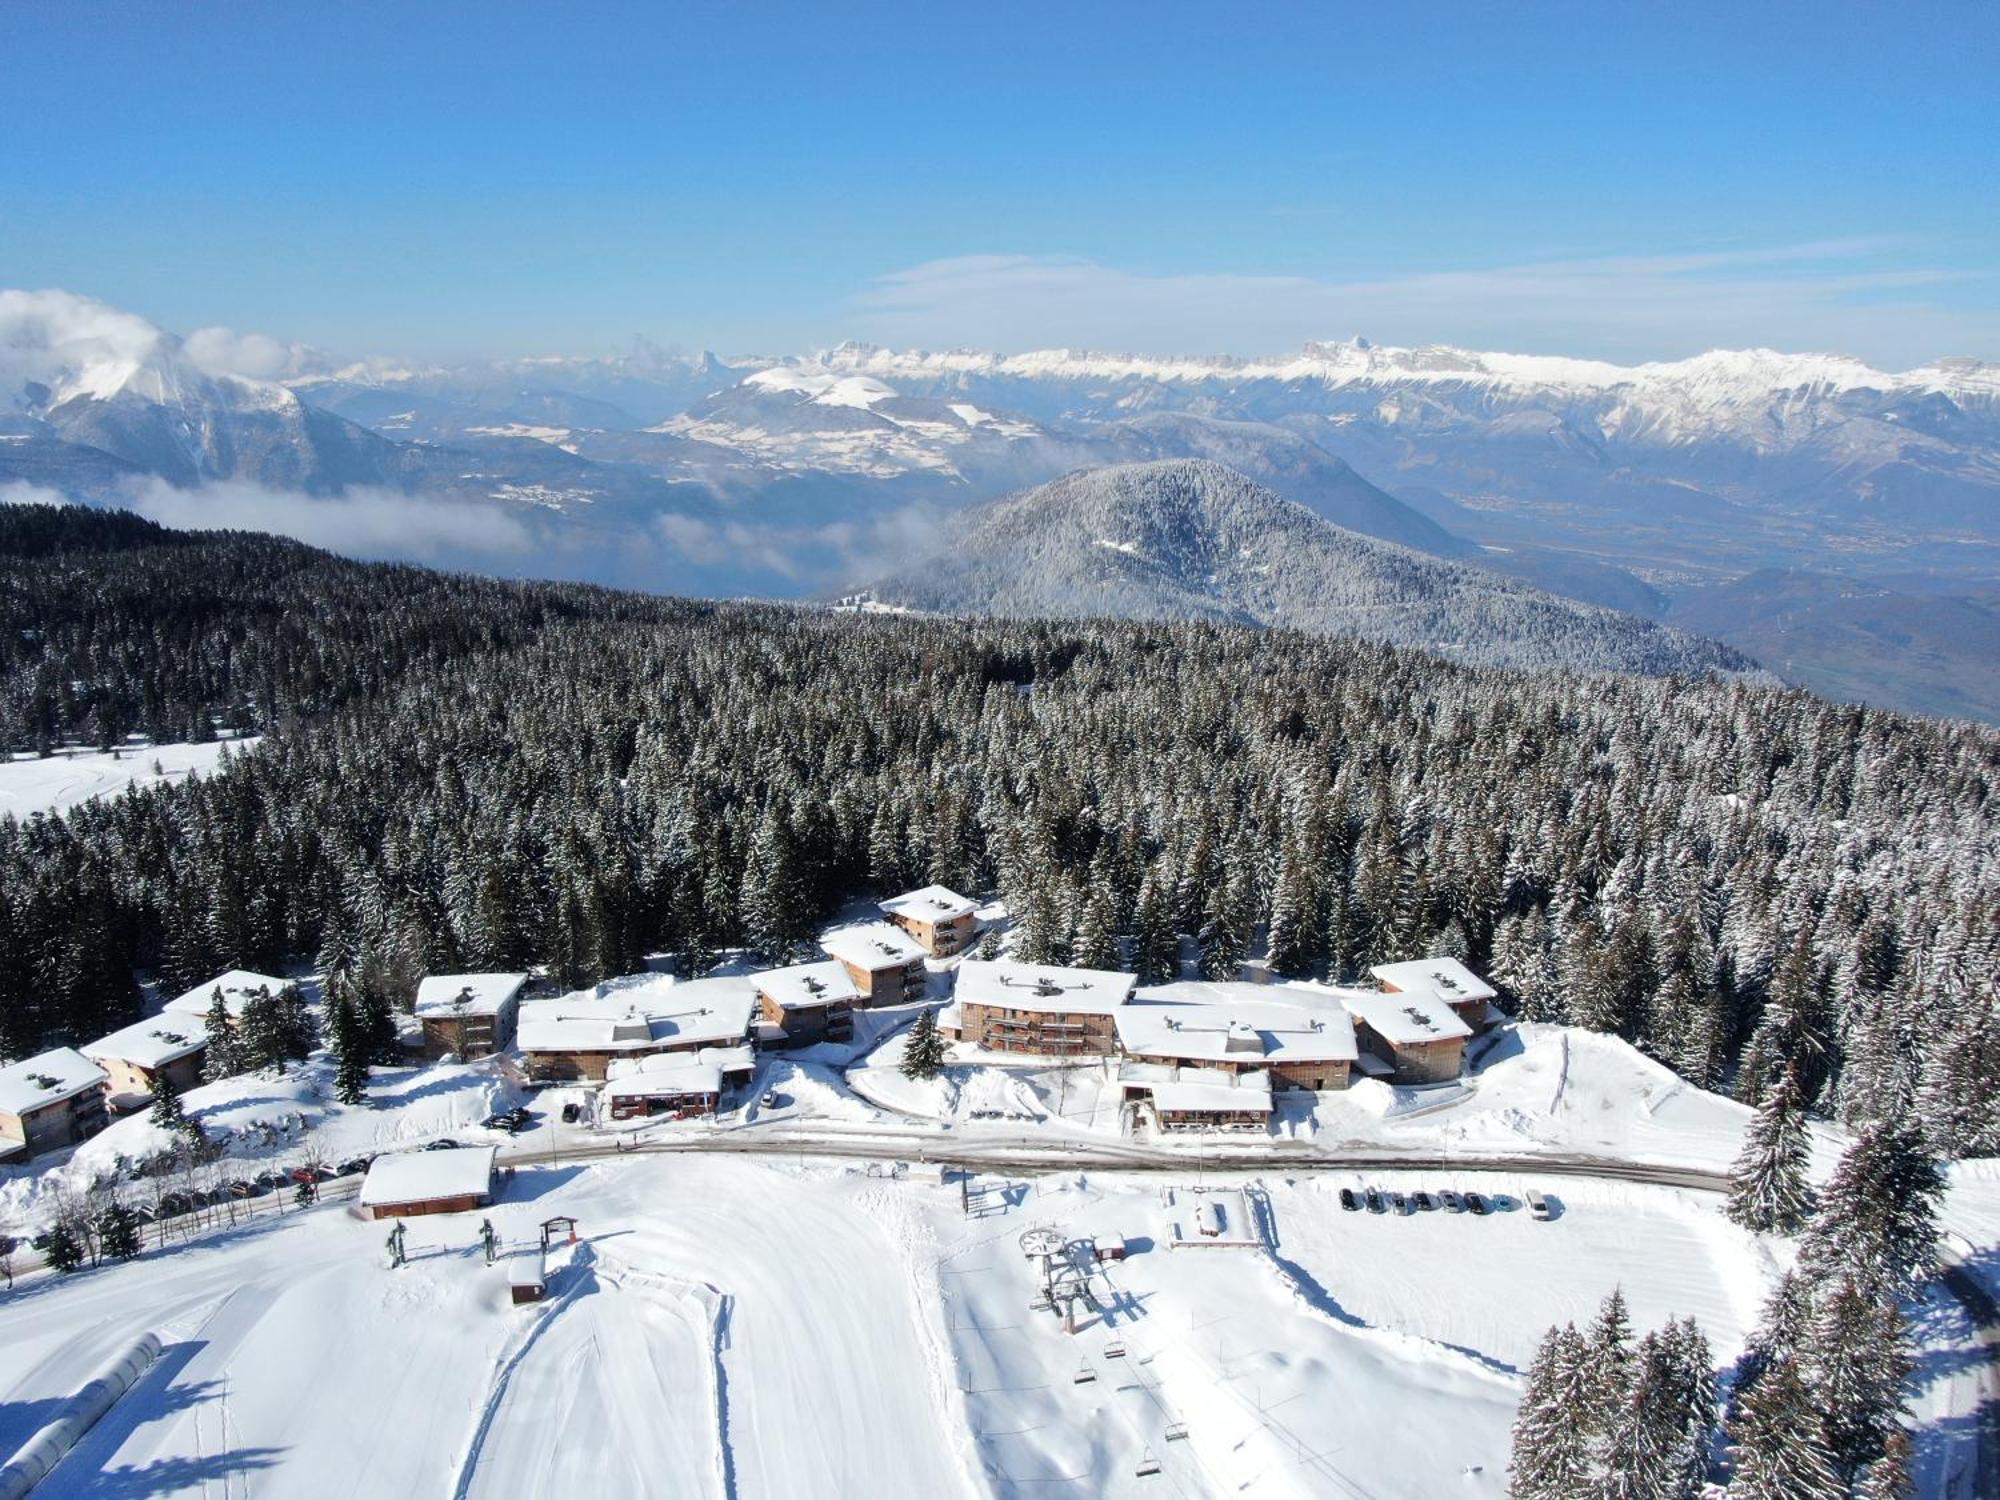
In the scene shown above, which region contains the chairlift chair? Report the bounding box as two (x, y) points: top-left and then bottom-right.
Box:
(1104, 1341), (1127, 1359)
(1135, 1450), (1162, 1477)
(1073, 1362), (1097, 1385)
(1164, 1422), (1189, 1442)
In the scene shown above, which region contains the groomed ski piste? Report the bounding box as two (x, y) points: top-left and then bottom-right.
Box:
(3, 985), (1997, 1498)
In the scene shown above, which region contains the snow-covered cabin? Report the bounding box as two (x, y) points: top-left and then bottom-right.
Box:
(1370, 957), (1498, 1033)
(601, 1046), (755, 1122)
(83, 1018), (207, 1109)
(1115, 983), (1358, 1091)
(161, 969), (293, 1027)
(1129, 1065), (1272, 1132)
(878, 884), (979, 957)
(941, 959), (1136, 1056)
(819, 922), (929, 1007)
(1332, 985), (1474, 1084)
(752, 960), (859, 1048)
(358, 1145), (498, 1219)
(413, 972), (529, 1059)
(0, 1047), (110, 1158)
(515, 974), (756, 1083)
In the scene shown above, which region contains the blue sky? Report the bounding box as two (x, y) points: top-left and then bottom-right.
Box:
(1, 0), (1993, 364)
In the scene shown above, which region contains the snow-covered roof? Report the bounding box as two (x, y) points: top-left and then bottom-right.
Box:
(753, 960), (862, 1012)
(413, 973), (529, 1019)
(1333, 985), (1473, 1047)
(953, 959), (1137, 1016)
(605, 1044), (754, 1085)
(0, 1047), (108, 1116)
(603, 1053), (723, 1101)
(83, 1018), (207, 1070)
(1369, 958), (1497, 1007)
(162, 969), (292, 1021)
(359, 1145), (497, 1207)
(1148, 1067), (1273, 1116)
(507, 1251), (545, 1289)
(879, 885), (978, 923)
(820, 922), (928, 971)
(516, 974), (754, 1054)
(1116, 993), (1357, 1065)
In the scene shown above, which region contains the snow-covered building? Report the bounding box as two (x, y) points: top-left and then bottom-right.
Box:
(878, 884), (979, 957)
(161, 969), (293, 1026)
(752, 960), (859, 1048)
(1370, 958), (1498, 1033)
(413, 972), (529, 1059)
(601, 1046), (755, 1121)
(358, 1145), (498, 1219)
(942, 959), (1137, 1056)
(83, 1018), (207, 1109)
(1116, 984), (1358, 1091)
(820, 922), (929, 1007)
(1121, 1064), (1273, 1132)
(516, 974), (756, 1083)
(1334, 985), (1474, 1085)
(0, 1047), (111, 1159)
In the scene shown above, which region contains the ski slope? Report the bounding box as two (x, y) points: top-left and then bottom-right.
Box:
(0, 739), (256, 820)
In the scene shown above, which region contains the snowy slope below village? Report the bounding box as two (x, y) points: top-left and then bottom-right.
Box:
(0, 739), (258, 821)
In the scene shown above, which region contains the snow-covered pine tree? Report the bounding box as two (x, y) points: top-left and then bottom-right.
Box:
(1851, 1426), (1913, 1500)
(1803, 1279), (1911, 1480)
(1133, 870), (1178, 986)
(149, 1070), (188, 1131)
(1915, 987), (2000, 1159)
(1070, 885), (1118, 972)
(1507, 1324), (1595, 1500)
(33, 1222), (84, 1274)
(1799, 1115), (1944, 1296)
(1726, 1064), (1816, 1235)
(901, 1007), (948, 1081)
(1724, 1354), (1843, 1500)
(200, 988), (240, 1082)
(328, 986), (370, 1106)
(96, 1201), (142, 1261)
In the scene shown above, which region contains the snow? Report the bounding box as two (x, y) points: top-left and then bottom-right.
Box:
(358, 1145), (497, 1208)
(161, 969), (292, 1022)
(412, 973), (528, 1019)
(0, 1049), (106, 1117)
(516, 974), (755, 1054)
(752, 959), (860, 1012)
(1321, 983), (1473, 1046)
(461, 423), (574, 444)
(0, 739), (258, 821)
(1147, 1067), (1273, 1117)
(1118, 985), (1359, 1065)
(953, 959), (1137, 1015)
(1370, 957), (1497, 1006)
(81, 1017), (205, 1070)
(819, 921), (927, 971)
(879, 883), (978, 923)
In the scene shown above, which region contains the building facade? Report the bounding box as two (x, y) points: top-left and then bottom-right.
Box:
(878, 885), (979, 958)
(945, 960), (1137, 1056)
(820, 923), (929, 1007)
(0, 1048), (110, 1159)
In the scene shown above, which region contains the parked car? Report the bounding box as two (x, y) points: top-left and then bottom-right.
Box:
(483, 1113), (522, 1133)
(1387, 1192), (1408, 1214)
(1439, 1190), (1463, 1213)
(426, 1137), (461, 1151)
(254, 1169), (286, 1190)
(1465, 1192), (1489, 1215)
(337, 1157), (371, 1177)
(1412, 1192), (1437, 1212)
(1527, 1190), (1553, 1221)
(1338, 1187), (1359, 1211)
(1365, 1189), (1386, 1213)
(559, 1102), (580, 1124)
(227, 1179), (263, 1198)
(761, 1089), (784, 1109)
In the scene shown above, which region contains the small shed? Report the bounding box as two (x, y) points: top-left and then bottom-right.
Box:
(539, 1215), (579, 1249)
(358, 1146), (498, 1220)
(508, 1251), (547, 1304)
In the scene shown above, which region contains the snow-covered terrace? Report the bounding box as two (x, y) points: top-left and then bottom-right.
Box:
(878, 883), (978, 923)
(819, 921), (927, 970)
(82, 1018), (207, 1069)
(952, 958), (1137, 1015)
(413, 972), (529, 1018)
(753, 960), (861, 1012)
(161, 968), (292, 1022)
(0, 1047), (108, 1116)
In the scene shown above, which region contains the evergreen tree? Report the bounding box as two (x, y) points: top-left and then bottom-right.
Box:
(1726, 1064), (1815, 1235)
(96, 1201), (142, 1261)
(32, 1222), (84, 1274)
(975, 927), (1001, 961)
(1507, 1324), (1595, 1500)
(1724, 1354), (1842, 1500)
(1601, 1333), (1677, 1500)
(1852, 1427), (1913, 1500)
(1133, 872), (1179, 986)
(328, 988), (370, 1106)
(148, 1070), (188, 1132)
(200, 988), (240, 1082)
(901, 1006), (948, 1081)
(1915, 991), (2000, 1159)
(1799, 1116), (1943, 1296)
(1803, 1280), (1910, 1480)
(1069, 885), (1118, 972)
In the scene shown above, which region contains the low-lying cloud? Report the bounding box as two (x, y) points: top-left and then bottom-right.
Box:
(129, 478), (539, 564)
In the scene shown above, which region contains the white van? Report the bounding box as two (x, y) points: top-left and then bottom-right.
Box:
(1526, 1190), (1552, 1221)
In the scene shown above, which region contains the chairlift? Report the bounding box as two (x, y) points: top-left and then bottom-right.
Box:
(1073, 1362), (1097, 1385)
(1135, 1450), (1162, 1477)
(1164, 1422), (1189, 1442)
(1104, 1341), (1127, 1359)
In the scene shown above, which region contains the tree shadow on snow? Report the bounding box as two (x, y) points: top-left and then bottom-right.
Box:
(52, 1447), (287, 1498)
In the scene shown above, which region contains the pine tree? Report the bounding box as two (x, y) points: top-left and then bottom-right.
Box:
(901, 1006), (948, 1081)
(1852, 1427), (1913, 1500)
(1724, 1354), (1843, 1500)
(95, 1202), (142, 1261)
(1133, 872), (1179, 986)
(1915, 991), (2000, 1159)
(1069, 885), (1118, 972)
(33, 1222), (84, 1274)
(149, 1071), (188, 1132)
(200, 988), (240, 1082)
(1585, 1287), (1638, 1446)
(1804, 1280), (1910, 1479)
(1601, 1333), (1677, 1500)
(1799, 1116), (1943, 1296)
(1726, 1065), (1815, 1234)
(1507, 1324), (1595, 1499)
(328, 988), (371, 1106)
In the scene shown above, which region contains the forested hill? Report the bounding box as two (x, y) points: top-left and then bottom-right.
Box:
(0, 504), (695, 753)
(860, 460), (1763, 679)
(0, 505), (1995, 1157)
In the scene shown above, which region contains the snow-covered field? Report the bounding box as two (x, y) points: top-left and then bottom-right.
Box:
(0, 1151), (1779, 1500)
(0, 739), (258, 820)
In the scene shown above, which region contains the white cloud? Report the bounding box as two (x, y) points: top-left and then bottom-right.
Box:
(0, 481), (71, 508)
(850, 245), (1999, 366)
(0, 288), (170, 395)
(128, 478), (538, 564)
(182, 326), (332, 381)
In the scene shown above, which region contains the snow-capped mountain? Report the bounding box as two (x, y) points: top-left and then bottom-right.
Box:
(860, 459), (1761, 679)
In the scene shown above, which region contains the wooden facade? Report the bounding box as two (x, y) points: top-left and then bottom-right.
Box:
(884, 908), (977, 958)
(954, 1001), (1120, 1057)
(754, 990), (854, 1048)
(0, 1089), (108, 1158)
(92, 1047), (206, 1107)
(834, 954), (927, 1008)
(367, 1191), (487, 1221)
(1354, 1027), (1466, 1085)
